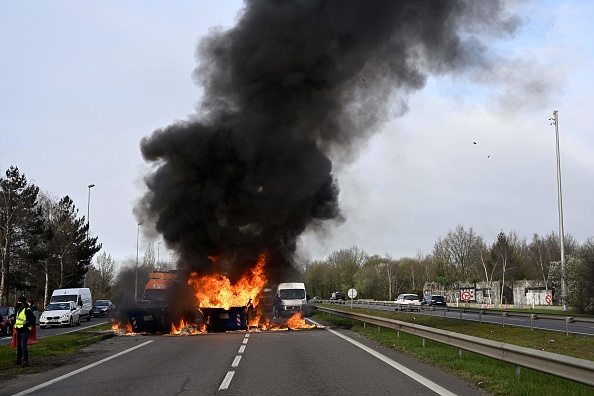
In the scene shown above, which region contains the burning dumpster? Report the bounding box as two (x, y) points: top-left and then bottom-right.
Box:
(201, 306), (249, 332)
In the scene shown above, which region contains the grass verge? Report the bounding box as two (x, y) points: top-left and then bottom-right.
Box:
(312, 307), (594, 395)
(0, 324), (114, 382)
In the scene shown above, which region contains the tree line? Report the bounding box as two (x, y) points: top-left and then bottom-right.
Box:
(0, 166), (101, 307)
(303, 225), (594, 314)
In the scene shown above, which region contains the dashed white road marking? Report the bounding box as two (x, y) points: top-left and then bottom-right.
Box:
(231, 355), (242, 367)
(238, 345), (246, 354)
(219, 371), (235, 391)
(242, 337), (248, 344)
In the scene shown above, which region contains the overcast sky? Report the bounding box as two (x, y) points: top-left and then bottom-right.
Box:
(1, 1), (592, 270)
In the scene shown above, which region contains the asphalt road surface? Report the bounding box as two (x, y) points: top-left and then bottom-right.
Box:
(2, 318), (487, 396)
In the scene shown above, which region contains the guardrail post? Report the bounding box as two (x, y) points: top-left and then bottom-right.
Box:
(459, 309), (462, 320)
(516, 365), (521, 380)
(502, 311), (505, 327)
(530, 314), (535, 331)
(565, 317), (569, 336)
(443, 308), (446, 318)
(479, 311), (482, 324)
(397, 330), (400, 338)
(458, 348), (462, 358)
(422, 338), (425, 348)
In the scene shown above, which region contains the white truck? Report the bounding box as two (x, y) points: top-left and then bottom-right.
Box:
(50, 288), (93, 321)
(275, 282), (310, 318)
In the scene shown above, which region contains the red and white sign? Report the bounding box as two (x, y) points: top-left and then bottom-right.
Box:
(461, 291), (472, 301)
(236, 314), (242, 326)
(545, 294), (552, 304)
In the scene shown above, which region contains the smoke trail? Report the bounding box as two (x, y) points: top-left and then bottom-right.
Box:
(137, 0), (520, 281)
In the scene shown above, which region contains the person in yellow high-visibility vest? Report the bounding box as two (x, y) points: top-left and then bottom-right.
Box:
(14, 296), (35, 367)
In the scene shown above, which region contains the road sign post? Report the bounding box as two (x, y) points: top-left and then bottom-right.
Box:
(348, 288), (357, 309)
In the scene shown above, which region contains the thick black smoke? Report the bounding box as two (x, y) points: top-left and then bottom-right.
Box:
(137, 0), (519, 282)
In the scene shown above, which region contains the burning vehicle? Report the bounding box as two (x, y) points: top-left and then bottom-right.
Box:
(119, 255), (315, 334)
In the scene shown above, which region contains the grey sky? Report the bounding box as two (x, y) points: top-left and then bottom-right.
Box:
(1, 1), (592, 269)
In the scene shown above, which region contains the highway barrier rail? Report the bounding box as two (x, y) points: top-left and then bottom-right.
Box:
(322, 299), (594, 336)
(316, 306), (594, 387)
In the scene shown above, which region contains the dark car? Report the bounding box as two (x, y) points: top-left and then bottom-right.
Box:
(330, 292), (346, 304)
(90, 300), (116, 317)
(0, 306), (15, 336)
(422, 294), (447, 307)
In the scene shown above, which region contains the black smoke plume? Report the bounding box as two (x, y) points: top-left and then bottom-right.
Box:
(137, 0), (519, 282)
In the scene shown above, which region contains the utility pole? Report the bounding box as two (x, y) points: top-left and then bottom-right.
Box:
(135, 222), (142, 301)
(550, 110), (567, 311)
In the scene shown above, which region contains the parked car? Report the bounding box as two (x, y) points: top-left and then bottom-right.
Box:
(39, 301), (81, 328)
(0, 306), (15, 336)
(311, 296), (323, 303)
(394, 293), (421, 311)
(90, 300), (116, 317)
(330, 292), (346, 304)
(422, 294), (447, 308)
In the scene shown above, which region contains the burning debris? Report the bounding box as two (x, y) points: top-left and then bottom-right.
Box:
(131, 0), (522, 333)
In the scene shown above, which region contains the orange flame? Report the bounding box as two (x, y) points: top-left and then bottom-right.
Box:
(111, 319), (135, 334)
(171, 319), (206, 335)
(286, 312), (315, 330)
(188, 253), (267, 310)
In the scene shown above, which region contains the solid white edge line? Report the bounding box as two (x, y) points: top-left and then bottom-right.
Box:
(12, 340), (154, 396)
(307, 318), (457, 396)
(218, 371), (235, 391)
(238, 345), (246, 354)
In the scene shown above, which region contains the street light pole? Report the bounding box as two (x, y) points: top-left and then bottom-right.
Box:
(135, 222), (142, 300)
(550, 110), (567, 311)
(158, 241), (162, 269)
(85, 184), (95, 288)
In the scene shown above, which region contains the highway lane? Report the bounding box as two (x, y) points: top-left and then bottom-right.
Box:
(0, 318), (110, 345)
(352, 303), (594, 336)
(2, 320), (487, 396)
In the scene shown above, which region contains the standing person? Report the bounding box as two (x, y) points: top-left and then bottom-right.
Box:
(14, 296), (35, 367)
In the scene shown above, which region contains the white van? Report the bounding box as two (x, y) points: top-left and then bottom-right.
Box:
(50, 288), (93, 321)
(276, 282), (310, 318)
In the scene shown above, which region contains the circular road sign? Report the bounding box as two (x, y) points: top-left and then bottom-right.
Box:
(545, 294), (552, 304)
(461, 291), (472, 301)
(348, 288), (357, 299)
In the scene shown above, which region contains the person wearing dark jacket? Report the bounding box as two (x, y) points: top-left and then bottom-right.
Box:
(14, 296), (35, 367)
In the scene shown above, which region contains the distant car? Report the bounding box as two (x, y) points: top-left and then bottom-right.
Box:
(90, 300), (116, 317)
(394, 294), (421, 311)
(312, 296), (323, 303)
(422, 294), (447, 308)
(39, 301), (81, 328)
(330, 292), (346, 304)
(0, 306), (15, 336)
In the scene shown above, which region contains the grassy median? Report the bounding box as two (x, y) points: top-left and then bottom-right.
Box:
(0, 324), (114, 382)
(312, 306), (594, 396)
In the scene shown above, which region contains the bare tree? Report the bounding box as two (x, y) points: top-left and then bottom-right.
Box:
(490, 231), (521, 304)
(479, 247), (497, 305)
(433, 224), (483, 283)
(89, 251), (116, 299)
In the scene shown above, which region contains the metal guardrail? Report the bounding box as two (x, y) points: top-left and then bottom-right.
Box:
(316, 306), (594, 387)
(334, 299), (594, 335)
